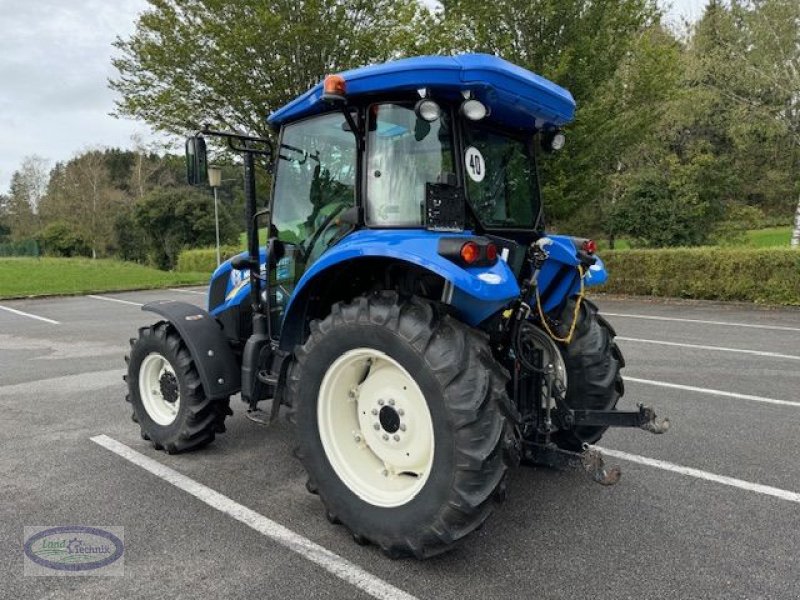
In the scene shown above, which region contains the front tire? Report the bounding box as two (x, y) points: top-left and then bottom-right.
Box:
(125, 322), (231, 453)
(289, 292), (518, 558)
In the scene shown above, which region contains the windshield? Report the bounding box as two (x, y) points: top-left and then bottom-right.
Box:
(366, 103), (455, 227)
(463, 124), (539, 229)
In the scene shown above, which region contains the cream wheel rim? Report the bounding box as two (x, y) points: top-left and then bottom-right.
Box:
(317, 348), (434, 508)
(139, 353), (181, 426)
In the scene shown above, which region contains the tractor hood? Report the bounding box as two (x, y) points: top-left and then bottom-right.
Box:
(268, 54), (575, 132)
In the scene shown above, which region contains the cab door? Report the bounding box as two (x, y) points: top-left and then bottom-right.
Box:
(268, 111), (359, 335)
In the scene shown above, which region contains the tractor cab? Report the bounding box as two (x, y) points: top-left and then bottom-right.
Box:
(251, 54), (577, 339)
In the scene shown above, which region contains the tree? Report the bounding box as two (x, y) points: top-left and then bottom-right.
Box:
(41, 150), (125, 258)
(111, 0), (432, 139)
(134, 186), (238, 269)
(3, 156), (50, 240)
(432, 0), (663, 225)
(689, 0), (800, 244)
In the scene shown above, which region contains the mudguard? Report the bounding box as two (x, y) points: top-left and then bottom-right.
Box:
(142, 300), (241, 398)
(536, 234), (608, 313)
(283, 229), (521, 330)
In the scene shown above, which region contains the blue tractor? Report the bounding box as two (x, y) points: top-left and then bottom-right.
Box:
(125, 54), (668, 558)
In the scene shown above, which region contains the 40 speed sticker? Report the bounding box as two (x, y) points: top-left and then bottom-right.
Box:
(24, 526), (124, 576)
(465, 146), (485, 183)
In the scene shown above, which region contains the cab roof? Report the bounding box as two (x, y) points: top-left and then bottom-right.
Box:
(267, 54), (575, 132)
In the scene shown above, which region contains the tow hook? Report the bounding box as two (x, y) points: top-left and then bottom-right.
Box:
(524, 442), (622, 486)
(581, 445), (621, 486)
(638, 404), (670, 434)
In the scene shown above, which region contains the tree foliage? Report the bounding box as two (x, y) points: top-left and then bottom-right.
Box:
(111, 0), (432, 138)
(133, 186), (238, 269)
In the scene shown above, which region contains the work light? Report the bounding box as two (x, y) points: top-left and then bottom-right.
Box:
(415, 99), (441, 122)
(460, 99), (489, 121)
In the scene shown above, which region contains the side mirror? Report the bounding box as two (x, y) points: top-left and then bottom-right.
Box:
(185, 135), (208, 186)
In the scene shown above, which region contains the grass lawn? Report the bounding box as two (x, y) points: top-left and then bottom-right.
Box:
(742, 226), (792, 248)
(0, 257), (208, 299)
(238, 230), (268, 248)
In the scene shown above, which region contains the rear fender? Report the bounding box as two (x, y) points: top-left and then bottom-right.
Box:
(536, 235), (607, 313)
(142, 300), (241, 398)
(279, 229), (520, 349)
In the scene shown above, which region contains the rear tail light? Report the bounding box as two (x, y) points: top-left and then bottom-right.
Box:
(582, 239), (597, 255)
(460, 241), (480, 265)
(438, 237), (499, 268)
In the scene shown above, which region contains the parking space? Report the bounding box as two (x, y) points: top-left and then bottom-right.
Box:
(2, 290), (799, 598)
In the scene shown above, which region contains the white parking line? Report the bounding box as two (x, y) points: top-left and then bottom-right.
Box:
(169, 288), (207, 296)
(617, 336), (800, 361)
(0, 304), (60, 325)
(626, 376), (800, 408)
(598, 447), (800, 504)
(87, 294), (144, 307)
(91, 435), (418, 600)
(604, 312), (800, 332)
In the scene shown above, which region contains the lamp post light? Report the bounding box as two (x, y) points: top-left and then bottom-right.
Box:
(208, 165), (223, 267)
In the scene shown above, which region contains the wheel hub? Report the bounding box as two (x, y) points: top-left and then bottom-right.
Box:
(378, 405), (400, 433)
(159, 371), (179, 404)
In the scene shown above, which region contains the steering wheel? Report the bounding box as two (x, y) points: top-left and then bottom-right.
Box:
(303, 202), (348, 261)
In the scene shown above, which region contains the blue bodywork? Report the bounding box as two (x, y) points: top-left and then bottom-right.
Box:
(268, 54), (575, 132)
(208, 231), (608, 332)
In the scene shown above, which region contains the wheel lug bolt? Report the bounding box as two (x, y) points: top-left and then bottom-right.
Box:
(393, 434), (400, 441)
(354, 434), (362, 442)
(371, 408), (378, 415)
(373, 423), (380, 430)
(398, 409), (404, 416)
(382, 469), (388, 476)
(382, 434), (389, 441)
(378, 399), (384, 406)
(388, 399), (395, 406)
(400, 424), (406, 431)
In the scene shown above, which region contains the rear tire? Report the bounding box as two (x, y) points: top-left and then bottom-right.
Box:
(552, 299), (624, 451)
(125, 322), (231, 453)
(289, 292), (519, 558)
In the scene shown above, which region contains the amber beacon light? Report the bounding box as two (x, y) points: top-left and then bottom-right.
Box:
(322, 74), (347, 101)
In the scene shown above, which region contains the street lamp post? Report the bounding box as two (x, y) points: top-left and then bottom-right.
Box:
(208, 165), (223, 267)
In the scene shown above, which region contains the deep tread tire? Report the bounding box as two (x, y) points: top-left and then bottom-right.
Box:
(552, 298), (623, 451)
(288, 292), (519, 559)
(125, 321), (230, 453)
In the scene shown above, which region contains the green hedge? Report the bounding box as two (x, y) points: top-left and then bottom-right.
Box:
(176, 245), (241, 273)
(178, 245), (800, 305)
(601, 247), (800, 305)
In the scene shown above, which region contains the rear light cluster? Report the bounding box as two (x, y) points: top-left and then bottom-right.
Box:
(582, 239), (596, 255)
(438, 237), (499, 268)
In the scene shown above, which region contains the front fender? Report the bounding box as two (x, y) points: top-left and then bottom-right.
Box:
(142, 300), (241, 398)
(284, 229), (520, 328)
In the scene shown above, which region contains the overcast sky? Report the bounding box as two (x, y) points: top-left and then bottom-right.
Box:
(0, 0), (705, 194)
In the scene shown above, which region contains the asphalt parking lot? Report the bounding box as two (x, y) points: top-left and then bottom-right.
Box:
(2, 288), (799, 599)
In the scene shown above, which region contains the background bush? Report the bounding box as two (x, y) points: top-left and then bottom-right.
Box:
(176, 245), (241, 273)
(600, 248), (800, 305)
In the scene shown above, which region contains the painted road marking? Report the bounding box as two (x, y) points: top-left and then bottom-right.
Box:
(604, 312), (800, 333)
(626, 376), (800, 408)
(598, 447), (800, 505)
(91, 435), (419, 600)
(169, 288), (207, 296)
(87, 294), (144, 307)
(617, 337), (800, 361)
(0, 304), (60, 325)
